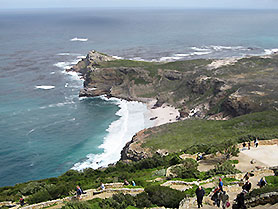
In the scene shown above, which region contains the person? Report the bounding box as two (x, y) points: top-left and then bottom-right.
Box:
(100, 182), (105, 190)
(19, 198), (25, 206)
(242, 180), (251, 193)
(76, 186), (82, 199)
(219, 178), (224, 192)
(197, 153), (203, 161)
(242, 142), (246, 150)
(254, 138), (259, 148)
(248, 141), (251, 150)
(220, 191), (229, 209)
(243, 172), (249, 181)
(235, 192), (246, 209)
(124, 179), (130, 186)
(195, 186), (205, 208)
(259, 177), (267, 188)
(211, 186), (221, 207)
(132, 180), (136, 187)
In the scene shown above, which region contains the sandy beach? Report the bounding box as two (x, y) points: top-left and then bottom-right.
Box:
(146, 99), (180, 127)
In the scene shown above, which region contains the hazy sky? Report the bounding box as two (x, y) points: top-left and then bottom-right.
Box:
(1, 0), (278, 9)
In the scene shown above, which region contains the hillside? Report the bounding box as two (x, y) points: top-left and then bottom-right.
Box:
(72, 51), (278, 119)
(121, 110), (278, 161)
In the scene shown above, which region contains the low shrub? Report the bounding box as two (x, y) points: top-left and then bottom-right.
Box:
(135, 192), (152, 208)
(170, 158), (199, 179)
(265, 176), (278, 186)
(145, 185), (185, 208)
(62, 201), (93, 209)
(206, 160), (240, 178)
(27, 189), (52, 204)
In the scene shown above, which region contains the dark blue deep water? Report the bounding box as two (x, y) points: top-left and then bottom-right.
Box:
(1, 8), (278, 186)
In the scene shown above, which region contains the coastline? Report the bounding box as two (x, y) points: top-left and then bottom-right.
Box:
(72, 97), (154, 170)
(71, 96), (181, 170)
(70, 50), (278, 169)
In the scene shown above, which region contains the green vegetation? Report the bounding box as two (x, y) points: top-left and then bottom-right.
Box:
(170, 158), (200, 179)
(99, 59), (211, 73)
(206, 161), (240, 177)
(63, 186), (185, 209)
(142, 110), (278, 153)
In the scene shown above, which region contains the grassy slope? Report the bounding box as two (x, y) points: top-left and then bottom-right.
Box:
(142, 111), (278, 153)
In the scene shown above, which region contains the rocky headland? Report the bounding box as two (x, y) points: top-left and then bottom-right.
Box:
(69, 50), (278, 161)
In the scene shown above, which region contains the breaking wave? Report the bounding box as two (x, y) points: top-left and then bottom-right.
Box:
(72, 97), (152, 170)
(35, 85), (55, 90)
(70, 37), (88, 42)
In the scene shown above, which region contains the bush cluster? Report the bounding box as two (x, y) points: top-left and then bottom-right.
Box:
(170, 158), (200, 179)
(206, 160), (240, 178)
(63, 185), (185, 209)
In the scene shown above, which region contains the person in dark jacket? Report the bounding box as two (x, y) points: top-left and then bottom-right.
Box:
(19, 198), (24, 206)
(212, 186), (221, 207)
(195, 186), (205, 208)
(235, 192), (246, 209)
(242, 180), (251, 193)
(259, 177), (267, 188)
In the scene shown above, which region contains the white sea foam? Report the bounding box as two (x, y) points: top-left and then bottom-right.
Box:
(191, 47), (211, 52)
(57, 53), (81, 56)
(70, 37), (88, 42)
(210, 45), (245, 51)
(39, 101), (75, 109)
(72, 97), (153, 170)
(35, 85), (55, 90)
(53, 58), (80, 70)
(50, 72), (55, 74)
(159, 56), (183, 62)
(129, 57), (148, 61)
(112, 55), (123, 60)
(190, 51), (212, 56)
(264, 48), (278, 55)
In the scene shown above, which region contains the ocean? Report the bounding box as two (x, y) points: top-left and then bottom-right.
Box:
(0, 8), (278, 187)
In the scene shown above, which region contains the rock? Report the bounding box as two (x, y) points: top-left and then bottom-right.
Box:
(150, 117), (158, 120)
(251, 159), (256, 164)
(120, 129), (153, 161)
(156, 149), (168, 156)
(70, 50), (116, 76)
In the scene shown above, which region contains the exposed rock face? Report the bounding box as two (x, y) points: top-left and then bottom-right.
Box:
(121, 129), (153, 161)
(70, 50), (116, 76)
(245, 192), (278, 207)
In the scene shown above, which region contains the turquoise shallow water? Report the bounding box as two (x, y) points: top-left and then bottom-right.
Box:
(0, 8), (278, 186)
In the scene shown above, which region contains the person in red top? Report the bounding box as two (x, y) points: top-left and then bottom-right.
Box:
(211, 186), (221, 207)
(219, 178), (224, 192)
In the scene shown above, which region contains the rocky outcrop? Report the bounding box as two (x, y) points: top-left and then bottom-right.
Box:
(246, 192), (278, 207)
(70, 50), (116, 76)
(121, 129), (153, 161)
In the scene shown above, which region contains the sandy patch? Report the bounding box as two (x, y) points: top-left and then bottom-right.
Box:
(146, 100), (180, 127)
(240, 145), (278, 167)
